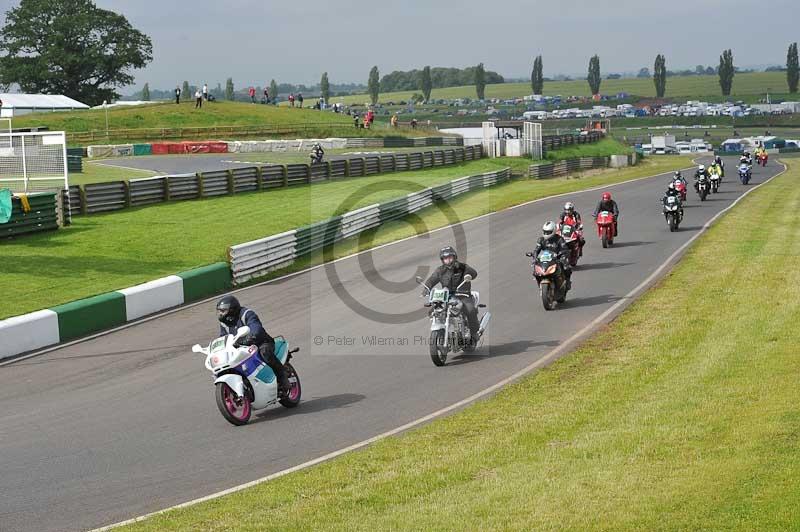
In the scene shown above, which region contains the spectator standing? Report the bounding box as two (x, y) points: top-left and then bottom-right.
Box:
(298, 93), (304, 108)
(390, 113), (398, 128)
(263, 87), (270, 104)
(203, 83), (209, 101)
(289, 93), (295, 107)
(175, 86), (181, 104)
(353, 114), (360, 128)
(195, 89), (202, 109)
(249, 86), (256, 103)
(410, 118), (418, 129)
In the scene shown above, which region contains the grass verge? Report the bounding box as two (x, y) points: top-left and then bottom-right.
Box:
(1, 156), (689, 320)
(121, 159), (800, 531)
(544, 138), (632, 161)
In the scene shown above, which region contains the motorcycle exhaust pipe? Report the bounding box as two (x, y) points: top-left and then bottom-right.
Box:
(478, 312), (492, 336)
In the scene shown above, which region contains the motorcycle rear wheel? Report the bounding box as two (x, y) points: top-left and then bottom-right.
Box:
(215, 382), (252, 426)
(429, 329), (447, 366)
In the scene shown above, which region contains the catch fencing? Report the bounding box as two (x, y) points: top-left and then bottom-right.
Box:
(228, 167), (512, 284)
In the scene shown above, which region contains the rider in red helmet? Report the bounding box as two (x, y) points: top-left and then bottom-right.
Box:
(592, 191), (620, 236)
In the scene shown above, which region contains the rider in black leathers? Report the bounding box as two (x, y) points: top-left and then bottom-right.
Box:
(694, 164), (709, 193)
(424, 246), (480, 340)
(662, 182), (684, 222)
(216, 296), (290, 395)
(531, 221), (572, 289)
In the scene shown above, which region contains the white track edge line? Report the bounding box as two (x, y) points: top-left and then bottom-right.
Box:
(89, 161), (786, 531)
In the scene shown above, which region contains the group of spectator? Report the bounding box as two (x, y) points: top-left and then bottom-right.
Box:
(287, 93), (304, 108)
(174, 84), (215, 109)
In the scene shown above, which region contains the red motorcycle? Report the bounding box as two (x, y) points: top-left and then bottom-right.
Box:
(673, 179), (688, 202)
(596, 211), (616, 248)
(557, 216), (584, 267)
(757, 152), (768, 167)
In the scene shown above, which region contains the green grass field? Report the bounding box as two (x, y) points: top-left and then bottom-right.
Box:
(335, 71), (791, 104)
(9, 101), (437, 144)
(543, 138), (633, 161)
(1, 155), (686, 320)
(119, 158), (800, 532)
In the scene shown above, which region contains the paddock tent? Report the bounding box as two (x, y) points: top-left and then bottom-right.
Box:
(0, 93), (89, 117)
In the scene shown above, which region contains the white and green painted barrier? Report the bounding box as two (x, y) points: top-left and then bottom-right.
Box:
(0, 263), (231, 361)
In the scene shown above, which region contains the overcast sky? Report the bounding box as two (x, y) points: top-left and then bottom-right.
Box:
(2, 0), (798, 91)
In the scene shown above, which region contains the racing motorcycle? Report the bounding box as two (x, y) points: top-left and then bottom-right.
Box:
(709, 171), (721, 194)
(192, 328), (301, 425)
(527, 249), (570, 310)
(417, 275), (491, 367)
(673, 179), (688, 202)
(696, 174), (710, 201)
(738, 163), (752, 185)
(757, 152), (768, 167)
(557, 218), (583, 267)
(663, 195), (683, 232)
(595, 211), (615, 248)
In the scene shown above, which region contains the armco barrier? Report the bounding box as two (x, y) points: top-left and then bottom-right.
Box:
(69, 146), (484, 216)
(0, 263), (234, 360)
(1, 192), (59, 238)
(228, 167), (511, 284)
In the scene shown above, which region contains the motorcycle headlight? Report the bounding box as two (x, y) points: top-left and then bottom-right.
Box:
(534, 265), (544, 275)
(545, 264), (557, 275)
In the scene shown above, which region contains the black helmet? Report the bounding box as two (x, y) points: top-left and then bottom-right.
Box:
(439, 246), (457, 265)
(216, 295), (241, 327)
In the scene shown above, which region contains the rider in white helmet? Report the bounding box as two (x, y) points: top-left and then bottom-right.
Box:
(694, 164), (708, 193)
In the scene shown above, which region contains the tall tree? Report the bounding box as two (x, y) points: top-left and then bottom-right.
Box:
(0, 0), (152, 105)
(320, 72), (330, 103)
(587, 55), (601, 95)
(718, 49), (735, 96)
(787, 42), (799, 94)
(531, 55), (544, 94)
(368, 66), (380, 104)
(225, 78), (234, 101)
(269, 79), (278, 102)
(141, 83), (150, 101)
(475, 62), (486, 100)
(182, 81), (190, 102)
(653, 54), (667, 98)
(419, 66), (433, 102)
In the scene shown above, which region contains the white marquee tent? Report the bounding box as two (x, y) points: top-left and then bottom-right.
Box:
(0, 93), (89, 117)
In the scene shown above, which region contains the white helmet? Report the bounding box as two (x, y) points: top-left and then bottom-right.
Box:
(564, 201), (575, 213)
(698, 164), (705, 172)
(542, 221), (557, 239)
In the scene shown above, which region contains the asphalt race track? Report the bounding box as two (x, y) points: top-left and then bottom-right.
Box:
(0, 157), (780, 532)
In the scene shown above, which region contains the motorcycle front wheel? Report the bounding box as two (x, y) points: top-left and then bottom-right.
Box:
(215, 382), (252, 426)
(668, 213), (677, 232)
(279, 362), (302, 408)
(541, 281), (557, 311)
(429, 329), (448, 366)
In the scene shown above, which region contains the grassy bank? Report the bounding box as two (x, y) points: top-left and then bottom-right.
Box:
(336, 71), (789, 104)
(544, 138), (633, 161)
(1, 156), (688, 319)
(121, 159), (800, 532)
(9, 101), (438, 145)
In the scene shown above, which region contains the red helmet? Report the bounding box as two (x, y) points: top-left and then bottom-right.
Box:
(601, 192), (612, 202)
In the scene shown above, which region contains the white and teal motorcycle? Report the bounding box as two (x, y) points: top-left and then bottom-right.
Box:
(192, 327), (301, 426)
(417, 274), (491, 367)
